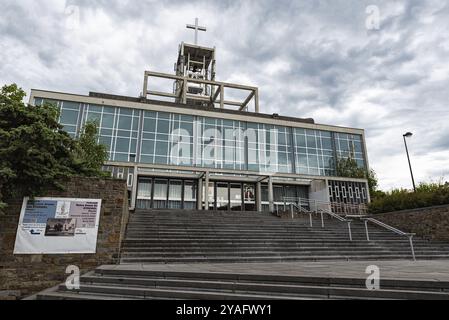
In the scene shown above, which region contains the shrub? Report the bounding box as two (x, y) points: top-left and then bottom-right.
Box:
(368, 181), (449, 214)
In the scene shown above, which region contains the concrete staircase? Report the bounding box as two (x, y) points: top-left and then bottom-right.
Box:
(35, 264), (449, 300)
(119, 210), (449, 263)
(31, 209), (449, 300)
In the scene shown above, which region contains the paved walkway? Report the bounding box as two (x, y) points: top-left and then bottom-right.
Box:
(101, 260), (449, 282)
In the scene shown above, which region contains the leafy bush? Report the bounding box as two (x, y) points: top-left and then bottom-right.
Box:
(368, 181), (449, 214)
(0, 84), (109, 208)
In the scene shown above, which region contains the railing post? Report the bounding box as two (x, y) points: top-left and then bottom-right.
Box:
(309, 213), (313, 227)
(409, 235), (416, 261)
(290, 203), (294, 219)
(347, 221), (352, 241)
(364, 220), (370, 241)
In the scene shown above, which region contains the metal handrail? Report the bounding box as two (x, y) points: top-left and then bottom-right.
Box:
(317, 208), (353, 241)
(283, 197), (367, 215)
(361, 217), (416, 261)
(286, 197), (353, 241)
(289, 202), (314, 227)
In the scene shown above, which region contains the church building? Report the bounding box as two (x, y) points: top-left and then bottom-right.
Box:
(29, 20), (370, 215)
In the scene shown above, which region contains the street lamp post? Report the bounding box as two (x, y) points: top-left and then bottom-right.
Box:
(403, 132), (416, 192)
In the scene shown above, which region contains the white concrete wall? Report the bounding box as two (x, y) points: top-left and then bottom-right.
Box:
(309, 179), (331, 212)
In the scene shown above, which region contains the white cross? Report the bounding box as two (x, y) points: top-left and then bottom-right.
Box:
(186, 18), (206, 45)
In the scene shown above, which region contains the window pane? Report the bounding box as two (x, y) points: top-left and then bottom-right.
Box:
(87, 112), (101, 122)
(62, 101), (80, 110)
(143, 118), (156, 132)
(102, 114), (114, 128)
(115, 138), (130, 153)
(141, 140), (155, 154)
(118, 116), (132, 129)
(88, 105), (102, 113)
(60, 110), (78, 125)
(155, 141), (168, 156)
(157, 120), (170, 134)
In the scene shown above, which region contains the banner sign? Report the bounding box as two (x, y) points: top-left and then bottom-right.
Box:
(13, 197), (102, 254)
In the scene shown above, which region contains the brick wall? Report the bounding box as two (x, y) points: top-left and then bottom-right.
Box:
(0, 177), (129, 300)
(374, 204), (449, 241)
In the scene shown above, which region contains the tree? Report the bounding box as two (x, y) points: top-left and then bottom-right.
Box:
(0, 84), (77, 207)
(0, 83), (110, 208)
(336, 157), (382, 198)
(72, 120), (109, 177)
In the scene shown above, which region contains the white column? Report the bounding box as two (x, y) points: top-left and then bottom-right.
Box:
(256, 181), (262, 212)
(197, 177), (203, 210)
(130, 165), (138, 210)
(268, 176), (274, 212)
(204, 171), (210, 211)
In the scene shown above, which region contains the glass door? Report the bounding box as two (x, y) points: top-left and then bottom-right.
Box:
(153, 179), (168, 209)
(184, 180), (197, 210)
(243, 184), (256, 211)
(136, 178), (152, 209)
(230, 183), (243, 211)
(168, 180), (182, 209)
(216, 182), (229, 210)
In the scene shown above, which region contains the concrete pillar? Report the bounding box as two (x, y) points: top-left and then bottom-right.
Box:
(197, 177), (203, 210)
(268, 176), (274, 212)
(256, 181), (262, 212)
(204, 171), (210, 211)
(254, 88), (259, 113)
(130, 165), (138, 210)
(220, 85), (224, 109)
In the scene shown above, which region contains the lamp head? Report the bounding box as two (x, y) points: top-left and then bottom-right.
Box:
(403, 132), (413, 138)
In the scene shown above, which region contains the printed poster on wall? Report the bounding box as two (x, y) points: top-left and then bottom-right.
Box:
(13, 197), (102, 254)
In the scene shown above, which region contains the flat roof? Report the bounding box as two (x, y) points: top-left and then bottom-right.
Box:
(30, 89), (365, 135)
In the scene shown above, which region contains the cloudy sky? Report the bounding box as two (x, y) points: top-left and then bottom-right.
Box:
(1, 0), (449, 190)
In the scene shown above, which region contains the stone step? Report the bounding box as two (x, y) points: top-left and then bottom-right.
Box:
(121, 254), (445, 264)
(120, 244), (443, 251)
(125, 227), (391, 234)
(119, 251), (429, 258)
(124, 234), (404, 241)
(56, 283), (307, 300)
(95, 265), (449, 292)
(78, 273), (449, 300)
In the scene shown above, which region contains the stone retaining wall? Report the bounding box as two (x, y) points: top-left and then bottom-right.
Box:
(374, 204), (449, 241)
(0, 177), (129, 300)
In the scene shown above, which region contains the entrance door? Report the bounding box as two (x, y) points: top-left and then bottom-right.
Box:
(230, 183), (243, 211)
(216, 182), (229, 210)
(183, 180), (197, 210)
(168, 180), (182, 209)
(243, 184), (256, 211)
(153, 179), (168, 209)
(136, 178), (152, 209)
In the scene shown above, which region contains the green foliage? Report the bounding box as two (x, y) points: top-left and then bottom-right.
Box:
(73, 120), (109, 177)
(0, 84), (110, 208)
(336, 157), (379, 197)
(0, 84), (77, 206)
(368, 181), (449, 214)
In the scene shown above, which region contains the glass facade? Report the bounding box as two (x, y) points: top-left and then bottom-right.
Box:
(294, 129), (335, 176)
(35, 97), (367, 177)
(334, 133), (366, 168)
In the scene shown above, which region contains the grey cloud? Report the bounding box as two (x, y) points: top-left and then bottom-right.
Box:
(1, 0), (449, 189)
